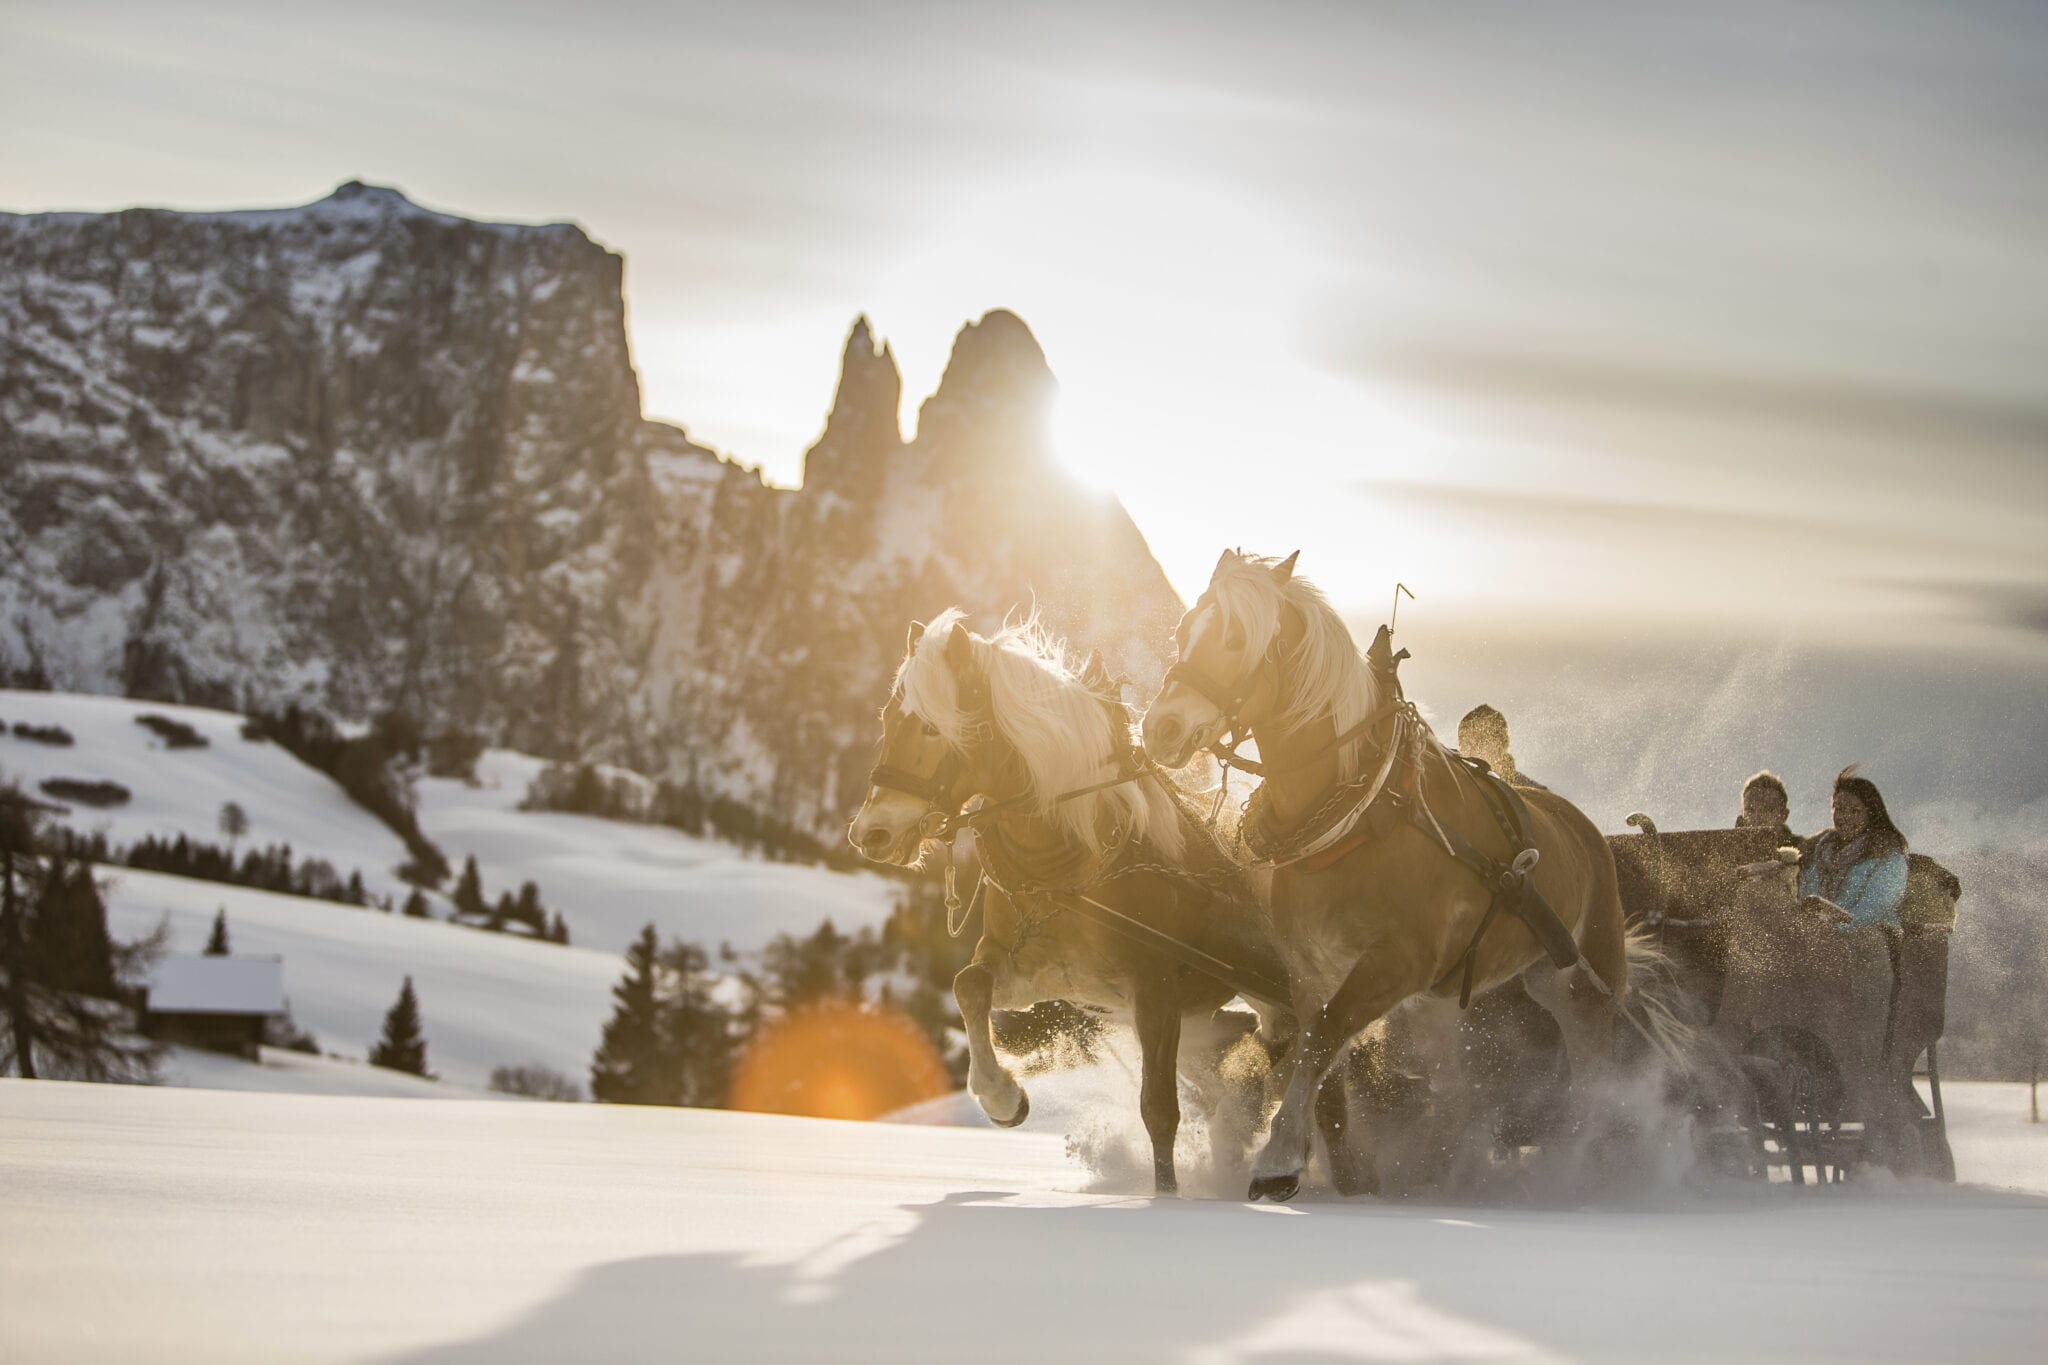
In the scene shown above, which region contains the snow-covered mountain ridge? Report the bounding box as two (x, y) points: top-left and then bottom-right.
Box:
(0, 182), (1183, 834)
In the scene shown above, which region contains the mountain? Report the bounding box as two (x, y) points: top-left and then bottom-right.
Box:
(0, 182), (1183, 834)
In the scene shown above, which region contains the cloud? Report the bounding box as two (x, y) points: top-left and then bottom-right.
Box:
(1878, 579), (2048, 638)
(1352, 479), (1991, 565)
(1343, 343), (2048, 461)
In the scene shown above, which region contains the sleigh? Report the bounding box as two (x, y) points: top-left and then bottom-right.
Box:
(1606, 821), (1958, 1183)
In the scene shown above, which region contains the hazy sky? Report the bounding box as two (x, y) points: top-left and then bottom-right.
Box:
(6, 0), (2046, 655)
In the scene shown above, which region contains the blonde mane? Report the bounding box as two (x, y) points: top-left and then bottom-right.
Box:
(1206, 552), (1381, 781)
(896, 608), (1184, 861)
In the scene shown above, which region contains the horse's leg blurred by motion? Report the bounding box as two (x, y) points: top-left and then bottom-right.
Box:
(954, 953), (1028, 1128)
(1133, 972), (1185, 1194)
(1251, 954), (1425, 1203)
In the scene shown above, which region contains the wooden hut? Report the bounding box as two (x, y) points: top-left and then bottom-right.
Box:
(142, 955), (286, 1060)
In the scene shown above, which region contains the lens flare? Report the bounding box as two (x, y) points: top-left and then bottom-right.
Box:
(728, 1000), (952, 1121)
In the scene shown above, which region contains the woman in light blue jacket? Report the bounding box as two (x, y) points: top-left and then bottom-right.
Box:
(1798, 768), (1909, 931)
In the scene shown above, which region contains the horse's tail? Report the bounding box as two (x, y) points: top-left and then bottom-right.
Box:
(1615, 925), (1701, 1076)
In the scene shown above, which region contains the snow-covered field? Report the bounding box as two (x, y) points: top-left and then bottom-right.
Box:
(105, 868), (621, 1093)
(416, 750), (899, 955)
(3, 1078), (2045, 1364)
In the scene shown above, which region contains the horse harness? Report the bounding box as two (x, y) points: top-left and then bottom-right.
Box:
(866, 667), (1293, 1011)
(1191, 624), (1584, 1008)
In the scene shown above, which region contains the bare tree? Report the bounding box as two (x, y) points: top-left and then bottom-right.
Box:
(218, 801), (249, 859)
(489, 1063), (582, 1102)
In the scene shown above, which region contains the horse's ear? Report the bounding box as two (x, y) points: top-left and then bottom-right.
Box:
(1271, 550), (1300, 583)
(1080, 648), (1107, 687)
(1212, 548), (1235, 581)
(943, 621), (975, 673)
(905, 620), (925, 656)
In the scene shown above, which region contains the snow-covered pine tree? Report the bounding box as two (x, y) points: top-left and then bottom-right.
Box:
(368, 976), (432, 1078)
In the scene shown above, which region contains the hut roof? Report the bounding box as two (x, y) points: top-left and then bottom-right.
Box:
(148, 955), (286, 1016)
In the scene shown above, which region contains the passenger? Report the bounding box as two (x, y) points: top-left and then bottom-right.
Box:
(1797, 768), (1909, 932)
(1735, 770), (1801, 850)
(1457, 704), (1546, 789)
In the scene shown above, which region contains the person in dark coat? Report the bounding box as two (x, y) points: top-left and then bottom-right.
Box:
(1736, 769), (1802, 851)
(1457, 704), (1546, 789)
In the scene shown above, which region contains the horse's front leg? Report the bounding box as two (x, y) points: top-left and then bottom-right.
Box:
(1252, 966), (1419, 1202)
(955, 951), (1029, 1127)
(1133, 972), (1185, 1196)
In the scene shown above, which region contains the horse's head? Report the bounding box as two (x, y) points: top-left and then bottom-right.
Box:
(849, 616), (996, 866)
(1143, 549), (1299, 768)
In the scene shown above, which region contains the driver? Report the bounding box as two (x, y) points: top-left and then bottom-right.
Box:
(1457, 704), (1546, 789)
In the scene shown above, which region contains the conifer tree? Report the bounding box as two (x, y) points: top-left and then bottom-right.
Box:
(664, 940), (736, 1108)
(1, 790), (49, 1077)
(514, 881), (546, 933)
(590, 925), (671, 1105)
(401, 889), (431, 919)
(368, 976), (432, 1077)
(31, 859), (118, 999)
(451, 855), (485, 920)
(2, 787), (159, 1082)
(547, 912), (570, 946)
(204, 908), (230, 956)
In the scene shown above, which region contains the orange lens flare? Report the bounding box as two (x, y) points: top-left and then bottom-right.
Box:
(727, 1000), (952, 1121)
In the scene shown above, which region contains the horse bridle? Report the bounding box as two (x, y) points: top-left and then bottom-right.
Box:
(869, 665), (1151, 839)
(1159, 615), (1283, 774)
(866, 672), (995, 837)
(1161, 614), (1400, 780)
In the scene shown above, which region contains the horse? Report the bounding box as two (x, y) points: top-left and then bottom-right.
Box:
(848, 609), (1285, 1195)
(1142, 550), (1675, 1202)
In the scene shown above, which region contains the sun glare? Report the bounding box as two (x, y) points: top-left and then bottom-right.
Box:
(877, 162), (1439, 602)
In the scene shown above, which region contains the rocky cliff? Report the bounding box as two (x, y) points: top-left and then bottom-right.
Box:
(0, 182), (1183, 834)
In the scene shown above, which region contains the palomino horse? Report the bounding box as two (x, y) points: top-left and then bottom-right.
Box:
(848, 610), (1284, 1195)
(1143, 550), (1655, 1202)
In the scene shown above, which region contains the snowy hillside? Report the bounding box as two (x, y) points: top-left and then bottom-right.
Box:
(1, 689), (418, 900)
(417, 750), (899, 955)
(106, 868), (621, 1092)
(160, 1043), (498, 1099)
(5, 688), (903, 1096)
(4, 1079), (2045, 1364)
(3, 688), (901, 954)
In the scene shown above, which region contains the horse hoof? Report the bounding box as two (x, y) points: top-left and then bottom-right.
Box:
(1249, 1173), (1300, 1203)
(991, 1093), (1030, 1129)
